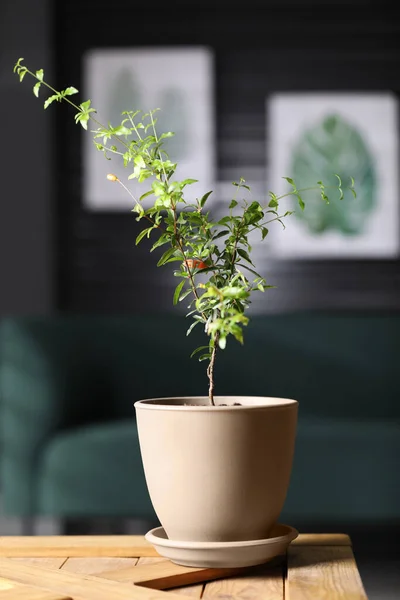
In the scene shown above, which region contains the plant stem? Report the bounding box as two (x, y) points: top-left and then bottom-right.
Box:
(26, 68), (131, 151)
(114, 177), (162, 230)
(207, 334), (219, 406)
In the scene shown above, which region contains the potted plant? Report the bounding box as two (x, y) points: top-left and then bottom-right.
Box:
(14, 59), (355, 567)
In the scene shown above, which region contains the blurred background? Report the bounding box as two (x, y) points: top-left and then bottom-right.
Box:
(0, 1), (399, 598)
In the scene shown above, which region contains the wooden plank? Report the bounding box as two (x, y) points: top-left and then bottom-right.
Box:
(0, 579), (15, 592)
(62, 557), (138, 575)
(11, 559), (67, 569)
(0, 536), (154, 558)
(0, 563), (67, 597)
(292, 534), (351, 547)
(0, 586), (71, 600)
(99, 557), (254, 590)
(0, 557), (187, 600)
(137, 557), (203, 597)
(287, 546), (368, 599)
(203, 558), (284, 600)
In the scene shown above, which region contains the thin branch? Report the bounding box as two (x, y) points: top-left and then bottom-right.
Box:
(112, 176), (162, 230)
(207, 334), (219, 406)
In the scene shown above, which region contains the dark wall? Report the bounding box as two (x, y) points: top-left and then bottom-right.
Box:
(54, 0), (400, 313)
(6, 1), (399, 314)
(0, 0), (54, 315)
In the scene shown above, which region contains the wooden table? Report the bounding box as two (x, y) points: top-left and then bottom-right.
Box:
(0, 534), (368, 599)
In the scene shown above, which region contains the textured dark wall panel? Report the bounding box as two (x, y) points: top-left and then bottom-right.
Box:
(54, 1), (400, 312)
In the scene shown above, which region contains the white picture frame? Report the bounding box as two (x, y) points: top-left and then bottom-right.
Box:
(82, 47), (216, 210)
(266, 92), (399, 259)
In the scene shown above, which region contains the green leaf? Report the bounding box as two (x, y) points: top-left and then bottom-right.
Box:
(131, 204), (144, 218)
(181, 178), (198, 186)
(138, 169), (153, 183)
(350, 176), (357, 198)
(321, 192), (329, 204)
(283, 176), (295, 186)
(139, 190), (154, 201)
(229, 199), (238, 209)
(77, 114), (89, 129)
(261, 227), (269, 240)
(113, 125), (131, 136)
(35, 69), (44, 81)
(237, 248), (253, 264)
(297, 194), (305, 211)
(44, 93), (60, 109)
(268, 195), (278, 208)
(134, 155), (146, 168)
(33, 82), (41, 97)
(135, 227), (152, 245)
(212, 230), (230, 241)
(179, 289), (192, 302)
(223, 286), (249, 299)
(238, 264), (263, 278)
(157, 246), (177, 267)
(150, 234), (170, 252)
(233, 180), (250, 191)
(165, 256), (185, 264)
(159, 131), (174, 140)
(335, 173), (342, 187)
(80, 99), (92, 111)
(186, 320), (201, 336)
(190, 345), (210, 358)
(63, 86), (78, 96)
(199, 190), (213, 208)
(184, 212), (203, 224)
(248, 201), (262, 213)
(152, 181), (165, 196)
(173, 280), (185, 305)
(13, 58), (24, 73)
(198, 353), (211, 362)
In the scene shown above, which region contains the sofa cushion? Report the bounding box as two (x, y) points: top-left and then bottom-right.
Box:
(36, 416), (400, 523)
(36, 420), (156, 518)
(282, 418), (400, 522)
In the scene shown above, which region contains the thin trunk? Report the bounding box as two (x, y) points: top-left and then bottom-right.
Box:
(207, 338), (218, 406)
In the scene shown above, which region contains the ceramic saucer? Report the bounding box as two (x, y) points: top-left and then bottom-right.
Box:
(145, 523), (298, 567)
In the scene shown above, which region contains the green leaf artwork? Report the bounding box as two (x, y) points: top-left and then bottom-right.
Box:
(156, 88), (189, 160)
(108, 68), (141, 141)
(288, 114), (374, 235)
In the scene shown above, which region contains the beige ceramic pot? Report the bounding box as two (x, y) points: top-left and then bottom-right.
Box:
(134, 396), (298, 543)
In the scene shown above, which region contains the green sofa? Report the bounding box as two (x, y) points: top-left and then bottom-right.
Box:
(0, 313), (399, 527)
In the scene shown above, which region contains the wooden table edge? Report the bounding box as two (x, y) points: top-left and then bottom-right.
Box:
(0, 533), (352, 557)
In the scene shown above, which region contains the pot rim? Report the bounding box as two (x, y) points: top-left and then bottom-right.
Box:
(134, 396), (298, 411)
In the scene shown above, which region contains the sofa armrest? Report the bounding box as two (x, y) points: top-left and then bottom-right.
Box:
(0, 318), (107, 515)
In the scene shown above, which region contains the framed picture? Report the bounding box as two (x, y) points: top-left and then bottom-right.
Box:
(82, 47), (216, 210)
(266, 92), (399, 259)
